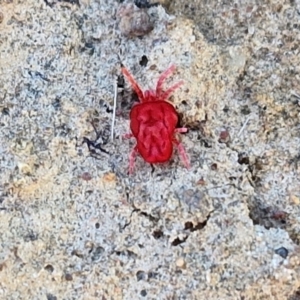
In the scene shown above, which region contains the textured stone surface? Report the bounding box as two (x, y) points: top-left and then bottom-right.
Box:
(0, 0), (300, 299)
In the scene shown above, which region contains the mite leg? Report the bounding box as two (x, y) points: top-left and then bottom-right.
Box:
(122, 67), (145, 102)
(122, 133), (134, 139)
(129, 145), (139, 174)
(156, 65), (183, 100)
(174, 127), (188, 134)
(172, 138), (190, 169)
(156, 65), (176, 94)
(160, 80), (184, 101)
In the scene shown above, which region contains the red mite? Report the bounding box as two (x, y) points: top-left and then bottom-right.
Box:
(122, 65), (190, 173)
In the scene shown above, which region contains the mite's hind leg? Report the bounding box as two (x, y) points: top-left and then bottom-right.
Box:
(129, 145), (139, 174)
(172, 138), (190, 169)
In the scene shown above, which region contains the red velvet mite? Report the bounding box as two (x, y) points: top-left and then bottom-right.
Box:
(122, 64), (190, 173)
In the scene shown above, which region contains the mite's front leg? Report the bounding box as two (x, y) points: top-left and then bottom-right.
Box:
(172, 138), (190, 169)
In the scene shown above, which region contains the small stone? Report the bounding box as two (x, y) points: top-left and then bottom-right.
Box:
(118, 4), (154, 38)
(18, 162), (32, 175)
(275, 247), (289, 259)
(91, 246), (105, 262)
(80, 172), (92, 181)
(176, 257), (186, 269)
(219, 130), (230, 143)
(290, 195), (300, 205)
(196, 177), (206, 185)
(65, 273), (73, 281)
(103, 172), (116, 183)
(240, 105), (251, 115)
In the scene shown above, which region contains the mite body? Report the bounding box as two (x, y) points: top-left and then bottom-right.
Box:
(122, 65), (190, 173)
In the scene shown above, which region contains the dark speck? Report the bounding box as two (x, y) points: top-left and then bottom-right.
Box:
(134, 0), (158, 8)
(46, 294), (57, 300)
(84, 42), (94, 48)
(210, 163), (218, 170)
(52, 98), (61, 110)
(24, 231), (38, 242)
(71, 249), (84, 258)
(203, 140), (212, 148)
(91, 246), (104, 261)
(148, 271), (159, 279)
(171, 237), (187, 246)
(117, 75), (125, 88)
(240, 105), (251, 115)
(139, 55), (148, 67)
(184, 221), (194, 230)
(2, 107), (10, 115)
(65, 273), (73, 281)
(136, 270), (146, 281)
(275, 247), (288, 259)
(140, 289), (147, 297)
(59, 0), (80, 5)
(223, 105), (229, 113)
(152, 229), (163, 239)
(238, 154), (250, 165)
(44, 264), (54, 273)
(244, 87), (252, 97)
(83, 42), (95, 55)
(181, 100), (188, 106)
(193, 221), (207, 231)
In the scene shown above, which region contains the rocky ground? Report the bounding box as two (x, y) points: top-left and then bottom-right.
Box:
(0, 0), (300, 299)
